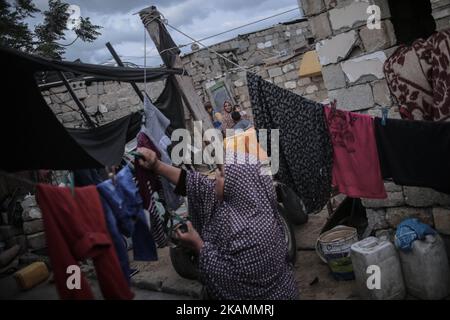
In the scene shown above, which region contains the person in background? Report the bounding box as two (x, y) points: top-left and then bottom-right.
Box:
(205, 102), (223, 129)
(231, 111), (252, 132)
(234, 104), (249, 119)
(136, 149), (299, 300)
(220, 100), (235, 133)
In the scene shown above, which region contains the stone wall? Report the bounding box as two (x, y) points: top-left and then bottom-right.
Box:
(179, 19), (328, 120)
(40, 79), (166, 128)
(300, 0), (450, 238)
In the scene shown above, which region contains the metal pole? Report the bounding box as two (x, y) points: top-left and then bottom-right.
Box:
(57, 71), (96, 128)
(106, 42), (144, 102)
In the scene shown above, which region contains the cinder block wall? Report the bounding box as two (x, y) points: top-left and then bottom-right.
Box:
(40, 80), (166, 128)
(179, 19), (329, 120)
(300, 0), (450, 238)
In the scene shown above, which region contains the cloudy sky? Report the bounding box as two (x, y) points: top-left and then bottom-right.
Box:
(28, 0), (302, 66)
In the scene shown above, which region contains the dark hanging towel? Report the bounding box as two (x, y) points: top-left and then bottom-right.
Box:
(374, 117), (450, 194)
(247, 73), (333, 214)
(154, 76), (185, 129)
(67, 112), (142, 167)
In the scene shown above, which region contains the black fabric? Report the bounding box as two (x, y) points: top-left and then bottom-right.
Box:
(67, 112), (143, 167)
(174, 169), (187, 197)
(375, 117), (450, 194)
(158, 21), (180, 68)
(154, 76), (185, 129)
(247, 73), (333, 214)
(0, 52), (102, 172)
(0, 47), (182, 82)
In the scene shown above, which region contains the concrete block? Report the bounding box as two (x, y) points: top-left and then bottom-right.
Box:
(386, 207), (434, 228)
(404, 187), (450, 207)
(341, 51), (387, 84)
(297, 77), (312, 86)
(22, 207), (42, 222)
(282, 63), (296, 74)
(372, 79), (392, 106)
(362, 191), (405, 208)
(433, 207), (450, 235)
(360, 20), (396, 52)
(305, 85), (319, 94)
(329, 0), (391, 32)
(27, 232), (46, 250)
(321, 63), (347, 90)
(268, 67), (283, 78)
(21, 195), (36, 209)
(328, 83), (374, 111)
(284, 81), (297, 89)
(316, 30), (358, 65)
(310, 12), (333, 40)
(301, 0), (326, 16)
(366, 208), (389, 230)
(384, 182), (403, 192)
(23, 220), (44, 235)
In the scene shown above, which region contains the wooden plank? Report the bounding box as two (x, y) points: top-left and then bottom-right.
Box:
(139, 6), (213, 131)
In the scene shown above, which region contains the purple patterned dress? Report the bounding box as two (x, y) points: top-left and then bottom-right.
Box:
(187, 154), (299, 300)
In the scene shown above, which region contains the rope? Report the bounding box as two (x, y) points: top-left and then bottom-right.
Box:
(165, 21), (255, 75)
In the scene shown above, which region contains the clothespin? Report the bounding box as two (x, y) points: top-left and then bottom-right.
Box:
(69, 171), (75, 197)
(106, 166), (117, 185)
(330, 99), (338, 116)
(381, 107), (389, 126)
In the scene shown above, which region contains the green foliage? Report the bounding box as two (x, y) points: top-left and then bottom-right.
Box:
(0, 0), (102, 59)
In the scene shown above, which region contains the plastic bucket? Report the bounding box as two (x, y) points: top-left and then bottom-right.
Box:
(316, 225), (358, 280)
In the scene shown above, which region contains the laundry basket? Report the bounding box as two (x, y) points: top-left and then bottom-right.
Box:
(316, 225), (358, 281)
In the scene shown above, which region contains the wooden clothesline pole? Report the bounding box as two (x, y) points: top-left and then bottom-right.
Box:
(138, 5), (213, 131)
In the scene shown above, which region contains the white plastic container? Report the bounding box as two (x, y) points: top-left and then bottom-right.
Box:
(399, 234), (449, 300)
(351, 237), (405, 300)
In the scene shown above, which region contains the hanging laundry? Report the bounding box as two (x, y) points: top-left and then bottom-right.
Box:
(67, 112), (143, 167)
(247, 73), (333, 214)
(384, 29), (450, 121)
(154, 76), (186, 129)
(36, 184), (133, 300)
(135, 132), (169, 248)
(0, 46), (182, 172)
(97, 165), (158, 262)
(324, 106), (387, 199)
(141, 97), (183, 211)
(374, 117), (450, 194)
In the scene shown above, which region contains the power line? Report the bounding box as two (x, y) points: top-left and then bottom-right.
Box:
(165, 21), (254, 75)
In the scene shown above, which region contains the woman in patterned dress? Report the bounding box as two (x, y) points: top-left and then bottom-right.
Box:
(136, 148), (299, 300)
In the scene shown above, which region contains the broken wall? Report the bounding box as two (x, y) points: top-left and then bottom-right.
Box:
(300, 0), (450, 239)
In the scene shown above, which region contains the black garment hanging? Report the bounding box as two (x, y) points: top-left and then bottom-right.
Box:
(247, 73), (333, 214)
(374, 117), (450, 194)
(0, 47), (182, 82)
(154, 76), (185, 129)
(67, 112), (142, 167)
(0, 55), (102, 172)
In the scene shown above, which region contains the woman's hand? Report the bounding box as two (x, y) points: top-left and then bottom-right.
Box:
(137, 147), (160, 171)
(175, 221), (204, 255)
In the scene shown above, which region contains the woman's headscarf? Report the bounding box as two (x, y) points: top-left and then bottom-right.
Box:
(221, 101), (235, 132)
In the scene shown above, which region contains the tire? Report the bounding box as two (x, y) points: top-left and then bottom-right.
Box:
(276, 184), (309, 226)
(277, 203), (298, 264)
(169, 246), (199, 280)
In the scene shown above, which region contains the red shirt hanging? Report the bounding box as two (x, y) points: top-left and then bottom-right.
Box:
(324, 106), (387, 199)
